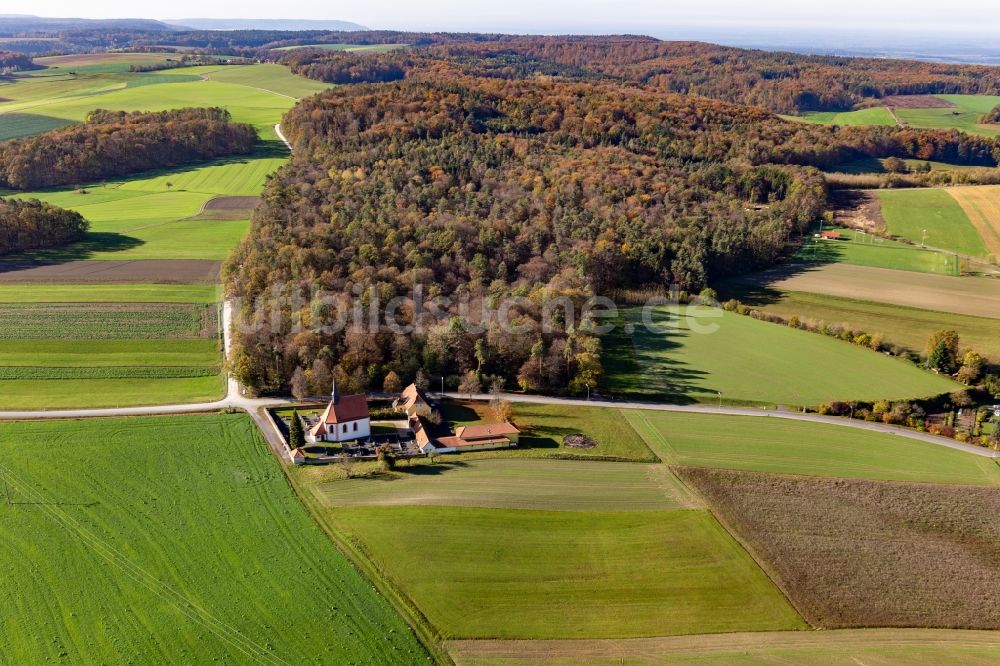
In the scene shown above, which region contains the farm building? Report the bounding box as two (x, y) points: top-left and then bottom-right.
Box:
(421, 421), (521, 454)
(395, 383), (434, 417)
(306, 381), (371, 444)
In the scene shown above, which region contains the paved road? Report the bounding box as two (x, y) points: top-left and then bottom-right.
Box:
(442, 392), (1000, 459)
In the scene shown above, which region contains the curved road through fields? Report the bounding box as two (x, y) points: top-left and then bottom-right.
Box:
(0, 125), (994, 462)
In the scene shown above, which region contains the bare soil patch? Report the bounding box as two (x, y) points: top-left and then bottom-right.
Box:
(678, 466), (1000, 630)
(882, 95), (956, 109)
(830, 189), (884, 232)
(739, 263), (1000, 319)
(203, 196), (260, 210)
(0, 260), (221, 284)
(188, 195), (260, 221)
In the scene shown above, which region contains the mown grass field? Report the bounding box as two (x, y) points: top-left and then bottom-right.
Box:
(725, 262), (1000, 319)
(719, 289), (1000, 361)
(947, 185), (1000, 258)
(441, 400), (657, 461)
(0, 414), (427, 663)
(0, 376), (224, 409)
(201, 62), (340, 98)
(447, 629), (1000, 665)
(311, 458), (692, 511)
(896, 95), (1000, 137)
(603, 306), (961, 406)
(795, 95), (1000, 136)
(681, 467), (1000, 630)
(329, 506), (805, 639)
(797, 226), (961, 275)
(877, 189), (990, 257)
(0, 283), (219, 303)
(0, 339), (220, 367)
(623, 410), (1000, 485)
(790, 106), (896, 126)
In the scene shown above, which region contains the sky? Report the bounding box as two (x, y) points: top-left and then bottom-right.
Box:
(5, 0), (1000, 38)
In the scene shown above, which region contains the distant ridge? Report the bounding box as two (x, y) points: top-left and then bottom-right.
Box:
(171, 19), (368, 31)
(0, 14), (175, 33)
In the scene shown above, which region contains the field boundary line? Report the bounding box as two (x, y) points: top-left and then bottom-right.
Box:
(624, 410), (704, 509)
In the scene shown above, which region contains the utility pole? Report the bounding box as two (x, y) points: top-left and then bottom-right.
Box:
(441, 375), (445, 397)
(922, 228), (928, 248)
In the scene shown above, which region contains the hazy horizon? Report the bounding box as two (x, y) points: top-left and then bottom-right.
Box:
(4, 1), (1000, 39)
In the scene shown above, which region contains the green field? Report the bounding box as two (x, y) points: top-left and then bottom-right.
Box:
(0, 375), (225, 408)
(441, 401), (658, 461)
(200, 63), (333, 99)
(791, 106), (896, 126)
(0, 339), (220, 367)
(721, 289), (1000, 361)
(330, 506), (805, 639)
(797, 227), (961, 275)
(603, 306), (961, 406)
(878, 189), (990, 257)
(795, 95), (1000, 136)
(0, 111), (72, 140)
(0, 414), (426, 663)
(896, 95), (1000, 137)
(624, 410), (1000, 484)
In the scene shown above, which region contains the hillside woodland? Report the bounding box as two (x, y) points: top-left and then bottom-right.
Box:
(0, 51), (37, 73)
(430, 39), (1000, 113)
(280, 36), (1000, 114)
(0, 198), (88, 254)
(228, 46), (1000, 397)
(0, 108), (257, 190)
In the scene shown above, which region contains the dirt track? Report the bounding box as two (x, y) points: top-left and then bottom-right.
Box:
(0, 260), (222, 283)
(745, 263), (1000, 319)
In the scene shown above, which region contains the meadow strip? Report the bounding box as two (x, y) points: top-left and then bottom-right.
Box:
(0, 366), (219, 380)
